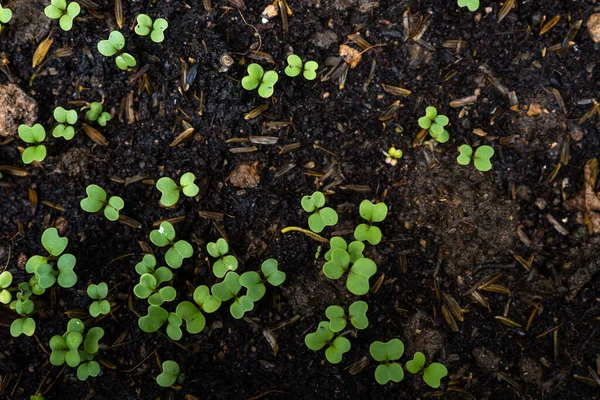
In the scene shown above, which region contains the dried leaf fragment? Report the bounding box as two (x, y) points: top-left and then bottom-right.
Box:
(33, 36), (53, 68)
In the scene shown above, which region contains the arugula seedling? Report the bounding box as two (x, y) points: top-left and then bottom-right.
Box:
(324, 237), (364, 263)
(0, 5), (12, 27)
(212, 272), (254, 319)
(458, 0), (479, 11)
(87, 282), (110, 317)
(325, 300), (369, 332)
(354, 200), (388, 245)
(44, 0), (80, 31)
(156, 172), (199, 207)
(370, 339), (405, 385)
(457, 144), (494, 172)
(149, 222), (193, 269)
(18, 124), (46, 164)
(86, 102), (112, 126)
(323, 248), (377, 295)
(304, 321), (351, 364)
(260, 258), (286, 286)
(0, 271), (13, 304)
(406, 351), (449, 388)
(241, 63), (279, 98)
(418, 106), (450, 143)
(9, 296), (35, 337)
(97, 31), (137, 70)
(80, 184), (124, 221)
(135, 14), (169, 43)
(138, 305), (183, 340)
(207, 238), (238, 278)
(52, 106), (78, 140)
(176, 285), (221, 334)
(135, 254), (173, 284)
(301, 191), (338, 233)
(284, 54), (319, 80)
(384, 146), (403, 166)
(156, 360), (180, 387)
(134, 273), (177, 306)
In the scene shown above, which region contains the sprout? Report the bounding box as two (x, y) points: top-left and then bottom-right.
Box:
(156, 360), (180, 388)
(241, 63), (279, 98)
(0, 271), (13, 304)
(134, 14), (169, 43)
(87, 282), (110, 317)
(86, 102), (112, 126)
(354, 200), (388, 245)
(97, 31), (137, 71)
(370, 339), (405, 385)
(284, 54), (319, 80)
(323, 247), (377, 295)
(80, 184), (124, 221)
(206, 238), (238, 278)
(9, 297), (36, 337)
(456, 144), (494, 172)
(304, 321), (351, 364)
(175, 285), (221, 334)
(138, 305), (182, 340)
(260, 258), (286, 286)
(211, 272), (254, 319)
(324, 237), (364, 263)
(149, 222), (193, 269)
(52, 106), (78, 140)
(406, 351), (449, 388)
(44, 0), (80, 31)
(418, 106), (450, 143)
(325, 301), (369, 332)
(133, 273), (177, 306)
(17, 124), (46, 164)
(384, 146), (403, 166)
(301, 191), (338, 233)
(134, 254), (173, 285)
(0, 4), (12, 27)
(457, 0), (479, 12)
(156, 172), (199, 207)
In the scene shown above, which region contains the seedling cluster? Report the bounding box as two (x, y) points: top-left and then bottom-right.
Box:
(80, 184), (125, 221)
(418, 106), (450, 143)
(86, 102), (112, 126)
(384, 146), (403, 166)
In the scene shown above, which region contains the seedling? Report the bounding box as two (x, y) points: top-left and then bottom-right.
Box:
(370, 339), (405, 385)
(284, 54), (319, 80)
(418, 106), (450, 143)
(456, 144), (494, 172)
(241, 63), (279, 98)
(0, 271), (12, 304)
(406, 351), (449, 389)
(156, 172), (199, 207)
(384, 146), (403, 166)
(207, 238), (238, 278)
(325, 301), (369, 332)
(354, 200), (388, 245)
(0, 5), (12, 27)
(134, 273), (177, 306)
(138, 305), (183, 340)
(301, 191), (338, 233)
(324, 237), (364, 263)
(25, 228), (77, 294)
(156, 360), (180, 388)
(458, 0), (479, 12)
(134, 14), (168, 43)
(323, 248), (377, 295)
(304, 321), (351, 364)
(135, 254), (173, 285)
(239, 259), (286, 302)
(52, 106), (78, 140)
(176, 285), (221, 334)
(86, 102), (112, 126)
(260, 258), (286, 286)
(149, 222), (193, 269)
(80, 184), (124, 221)
(9, 296), (36, 337)
(18, 124), (46, 164)
(211, 272), (254, 319)
(87, 282), (110, 317)
(44, 0), (80, 31)
(49, 318), (104, 381)
(97, 31), (137, 70)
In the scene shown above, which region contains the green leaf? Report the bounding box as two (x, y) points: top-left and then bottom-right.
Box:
(44, 4), (65, 19)
(347, 257), (377, 295)
(239, 271), (266, 302)
(430, 122), (443, 136)
(148, 286), (177, 306)
(242, 64), (263, 90)
(211, 272), (241, 301)
(176, 301), (206, 334)
(348, 241), (365, 263)
(285, 54), (302, 77)
(473, 145), (494, 172)
(434, 115), (449, 126)
(149, 222), (175, 246)
(166, 313), (183, 340)
(52, 124), (75, 140)
(261, 258), (286, 286)
(138, 306), (168, 332)
(156, 360), (179, 388)
(258, 82), (275, 98)
(41, 228), (68, 256)
(80, 184), (107, 213)
(425, 106), (437, 120)
(135, 14), (152, 36)
(230, 295), (254, 319)
(324, 336), (350, 364)
(66, 2), (80, 17)
(354, 223), (382, 245)
(212, 255), (238, 278)
(11, 317), (36, 337)
(49, 335), (67, 365)
(325, 305), (346, 332)
(406, 351), (426, 374)
(323, 248), (350, 279)
(57, 254), (77, 288)
(135, 254), (156, 275)
(304, 321), (334, 351)
(418, 116), (432, 129)
(59, 14), (74, 31)
(457, 144), (473, 166)
(375, 363), (404, 385)
(303, 61), (319, 81)
(324, 237), (346, 261)
(0, 271), (13, 288)
(153, 18), (168, 31)
(104, 196), (124, 221)
(192, 285), (221, 313)
(87, 282), (108, 299)
(18, 124), (46, 143)
(150, 30), (165, 43)
(22, 145), (47, 164)
(83, 327), (104, 354)
(156, 177), (180, 206)
(348, 300), (369, 329)
(360, 200), (388, 223)
(435, 129), (450, 143)
(108, 31), (125, 50)
(369, 339), (404, 362)
(0, 6), (13, 24)
(423, 363), (448, 388)
(301, 191), (325, 212)
(97, 40), (117, 57)
(134, 273), (157, 299)
(165, 240), (193, 268)
(77, 361), (100, 381)
(154, 267), (173, 285)
(180, 172), (199, 197)
(319, 207), (339, 226)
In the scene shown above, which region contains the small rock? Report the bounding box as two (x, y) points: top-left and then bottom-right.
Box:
(311, 30), (338, 49)
(0, 84), (38, 137)
(229, 162), (260, 189)
(12, 0), (51, 45)
(519, 358), (543, 385)
(587, 13), (600, 43)
(473, 347), (500, 374)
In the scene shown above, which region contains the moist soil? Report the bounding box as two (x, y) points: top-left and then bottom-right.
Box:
(1, 0), (600, 399)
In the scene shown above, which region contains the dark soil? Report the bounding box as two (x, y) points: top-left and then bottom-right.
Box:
(1, 0), (600, 399)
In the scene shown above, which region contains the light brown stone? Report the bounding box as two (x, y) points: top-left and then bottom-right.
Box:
(229, 162), (260, 189)
(0, 84), (38, 137)
(588, 13), (600, 43)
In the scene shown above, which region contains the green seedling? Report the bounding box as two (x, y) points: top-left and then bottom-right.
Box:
(241, 63), (279, 98)
(325, 301), (369, 332)
(260, 258), (286, 286)
(25, 228), (77, 294)
(370, 339), (405, 385)
(138, 305), (183, 340)
(304, 321), (351, 364)
(301, 191), (338, 233)
(135, 254), (173, 285)
(18, 124), (46, 164)
(30, 395), (44, 400)
(156, 172), (199, 207)
(0, 5), (12, 27)
(44, 0), (80, 31)
(384, 146), (403, 166)
(134, 273), (177, 306)
(324, 237), (364, 263)
(97, 31), (137, 70)
(457, 144), (494, 172)
(207, 238), (238, 278)
(284, 54), (319, 80)
(9, 297), (36, 337)
(0, 271), (12, 304)
(176, 285), (221, 334)
(87, 282), (110, 317)
(49, 318), (104, 380)
(406, 351), (449, 389)
(458, 0), (479, 12)
(354, 200), (388, 245)
(52, 106), (78, 140)
(211, 272), (254, 319)
(149, 222), (193, 269)
(134, 14), (168, 43)
(156, 360), (180, 388)
(239, 258), (286, 302)
(86, 102), (112, 126)
(418, 106), (450, 143)
(80, 184), (124, 221)
(323, 248), (377, 295)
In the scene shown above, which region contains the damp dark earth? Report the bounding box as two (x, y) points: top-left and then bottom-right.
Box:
(1, 0), (600, 399)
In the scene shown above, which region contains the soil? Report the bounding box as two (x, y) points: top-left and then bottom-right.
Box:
(1, 0), (599, 399)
